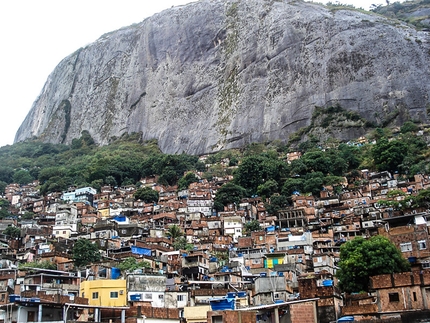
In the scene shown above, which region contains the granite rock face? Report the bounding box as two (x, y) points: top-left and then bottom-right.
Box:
(15, 0), (430, 154)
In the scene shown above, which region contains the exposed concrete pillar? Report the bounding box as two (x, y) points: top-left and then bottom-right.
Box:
(38, 304), (43, 322)
(94, 308), (100, 322)
(274, 307), (280, 323)
(121, 309), (126, 323)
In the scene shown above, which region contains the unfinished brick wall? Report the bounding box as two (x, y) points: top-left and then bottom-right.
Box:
(207, 310), (257, 323)
(289, 301), (317, 323)
(371, 271), (430, 290)
(371, 274), (393, 289)
(377, 286), (424, 312)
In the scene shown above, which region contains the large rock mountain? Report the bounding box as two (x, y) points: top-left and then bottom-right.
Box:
(15, 0), (430, 155)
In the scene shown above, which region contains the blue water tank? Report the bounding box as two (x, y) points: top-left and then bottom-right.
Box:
(322, 280), (334, 287)
(130, 294), (141, 301)
(226, 292), (236, 298)
(111, 267), (121, 279)
(9, 295), (20, 302)
(260, 273), (267, 277)
(210, 298), (235, 311)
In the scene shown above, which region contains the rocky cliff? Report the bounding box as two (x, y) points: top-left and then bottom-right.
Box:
(15, 0), (430, 155)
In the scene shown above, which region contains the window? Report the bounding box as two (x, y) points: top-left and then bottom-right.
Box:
(158, 294), (164, 300)
(418, 240), (427, 250)
(110, 291), (118, 298)
(400, 242), (412, 252)
(212, 316), (223, 323)
(144, 294), (152, 300)
(92, 292), (99, 299)
(389, 293), (399, 302)
(413, 292), (417, 302)
(177, 295), (184, 302)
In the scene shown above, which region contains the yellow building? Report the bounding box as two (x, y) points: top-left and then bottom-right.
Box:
(98, 208), (110, 219)
(80, 279), (127, 307)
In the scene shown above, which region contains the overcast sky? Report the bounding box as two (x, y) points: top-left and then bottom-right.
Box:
(0, 0), (401, 148)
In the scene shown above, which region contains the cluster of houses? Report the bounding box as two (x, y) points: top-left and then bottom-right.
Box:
(1, 159), (430, 322)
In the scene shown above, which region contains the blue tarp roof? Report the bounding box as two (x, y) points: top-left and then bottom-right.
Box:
(131, 246), (151, 256)
(209, 298), (235, 311)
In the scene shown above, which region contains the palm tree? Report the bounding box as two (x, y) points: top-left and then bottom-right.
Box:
(167, 224), (183, 242)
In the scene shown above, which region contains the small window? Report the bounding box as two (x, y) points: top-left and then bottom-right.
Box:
(110, 291), (118, 298)
(418, 240), (427, 250)
(413, 292), (417, 302)
(92, 292), (99, 299)
(82, 292), (85, 298)
(158, 294), (164, 299)
(389, 293), (399, 302)
(177, 295), (184, 302)
(144, 294), (152, 300)
(400, 242), (412, 252)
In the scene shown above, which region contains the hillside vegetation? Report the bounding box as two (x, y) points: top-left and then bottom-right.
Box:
(1, 118), (430, 206)
(372, 0), (430, 29)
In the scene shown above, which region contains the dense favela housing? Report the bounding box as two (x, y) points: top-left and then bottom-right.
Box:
(2, 154), (430, 323)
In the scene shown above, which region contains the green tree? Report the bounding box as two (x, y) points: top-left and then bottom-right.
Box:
(256, 179), (279, 199)
(0, 181), (7, 194)
(166, 225), (183, 241)
(303, 172), (325, 196)
(372, 137), (408, 173)
(336, 236), (410, 293)
(0, 199), (10, 219)
(134, 187), (159, 203)
(117, 257), (150, 272)
(13, 169), (33, 185)
(234, 154), (288, 194)
(178, 172), (199, 190)
(72, 239), (101, 268)
(173, 236), (194, 251)
(408, 188), (430, 209)
(265, 194), (289, 215)
(400, 121), (419, 134)
(158, 167), (178, 186)
(282, 178), (305, 196)
(3, 226), (21, 238)
(0, 166), (14, 183)
(213, 182), (247, 212)
(244, 220), (261, 235)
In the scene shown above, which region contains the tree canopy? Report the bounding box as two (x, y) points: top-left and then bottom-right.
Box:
(72, 239), (102, 268)
(336, 236), (410, 293)
(213, 182), (247, 212)
(116, 257), (150, 272)
(134, 186), (159, 203)
(3, 226), (21, 238)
